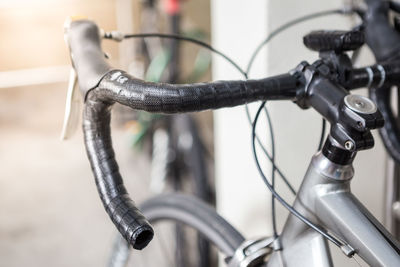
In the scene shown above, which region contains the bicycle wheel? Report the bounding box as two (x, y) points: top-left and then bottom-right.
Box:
(107, 193), (244, 267)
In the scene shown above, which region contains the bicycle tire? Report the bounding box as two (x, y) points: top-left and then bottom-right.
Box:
(107, 193), (244, 267)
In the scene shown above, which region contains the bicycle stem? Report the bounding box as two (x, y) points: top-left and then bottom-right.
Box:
(292, 60), (384, 156)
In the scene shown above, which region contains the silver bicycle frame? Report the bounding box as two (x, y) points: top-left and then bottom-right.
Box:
(267, 152), (400, 267)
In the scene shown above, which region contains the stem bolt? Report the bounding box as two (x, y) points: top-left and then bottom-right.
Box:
(345, 141), (354, 151)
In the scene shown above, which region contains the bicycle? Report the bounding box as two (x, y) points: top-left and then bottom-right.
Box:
(64, 0), (400, 266)
(104, 1), (216, 266)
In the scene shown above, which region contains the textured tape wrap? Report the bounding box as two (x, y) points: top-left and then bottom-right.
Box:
(92, 70), (297, 113)
(82, 70), (296, 250)
(68, 19), (298, 251)
(83, 95), (153, 250)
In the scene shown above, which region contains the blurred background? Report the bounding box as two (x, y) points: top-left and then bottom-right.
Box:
(0, 0), (211, 266)
(0, 0), (391, 266)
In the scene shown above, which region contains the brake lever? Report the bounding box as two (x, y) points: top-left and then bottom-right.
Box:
(61, 16), (87, 140)
(60, 67), (82, 140)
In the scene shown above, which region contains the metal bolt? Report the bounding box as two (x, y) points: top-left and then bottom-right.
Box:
(344, 141), (354, 151)
(355, 101), (365, 108)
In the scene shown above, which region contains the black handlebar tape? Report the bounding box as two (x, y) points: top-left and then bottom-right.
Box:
(67, 19), (153, 250)
(82, 72), (296, 250)
(83, 94), (153, 250)
(82, 71), (296, 250)
(364, 0), (400, 61)
(68, 19), (298, 250)
(66, 20), (112, 96)
(91, 70), (298, 113)
(370, 85), (400, 164)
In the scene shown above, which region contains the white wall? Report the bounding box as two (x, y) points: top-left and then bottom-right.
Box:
(212, 1), (387, 266)
(212, 0), (271, 237)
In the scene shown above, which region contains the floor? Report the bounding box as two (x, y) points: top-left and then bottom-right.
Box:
(0, 82), (152, 266)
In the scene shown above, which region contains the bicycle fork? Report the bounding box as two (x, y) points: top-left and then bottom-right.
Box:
(267, 151), (400, 267)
